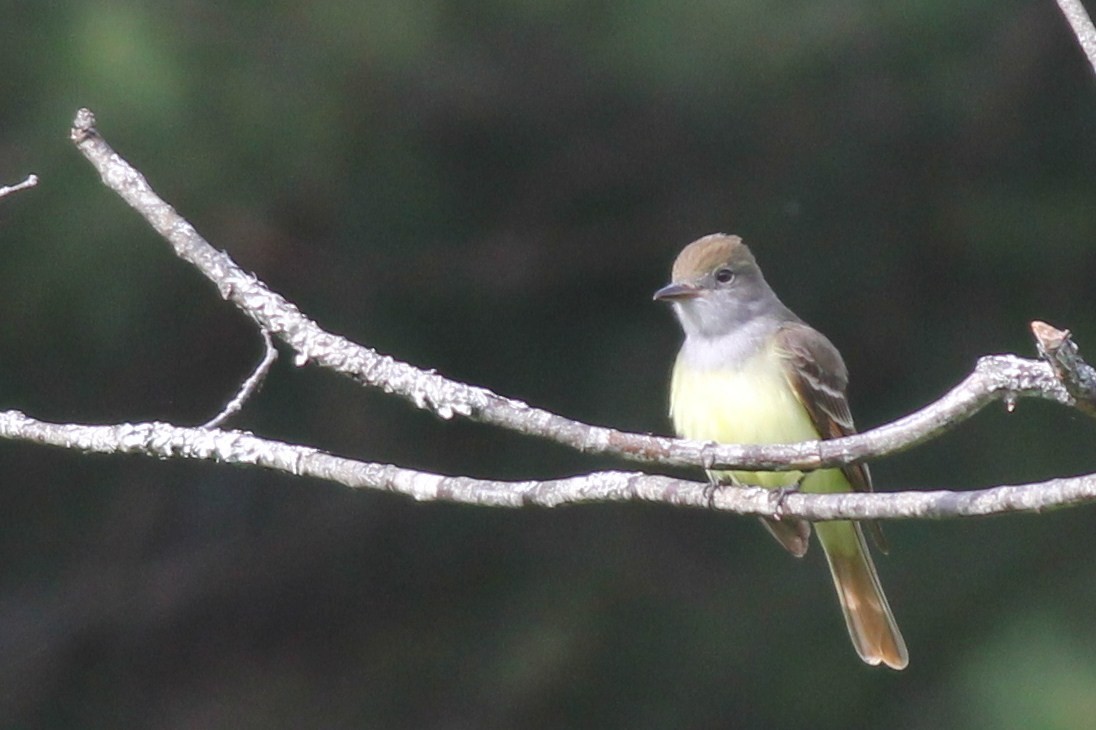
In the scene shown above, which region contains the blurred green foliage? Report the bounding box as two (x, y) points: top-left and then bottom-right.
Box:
(3, 1), (1096, 727)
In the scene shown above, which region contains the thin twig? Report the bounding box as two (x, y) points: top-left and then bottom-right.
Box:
(202, 329), (279, 429)
(0, 174), (38, 200)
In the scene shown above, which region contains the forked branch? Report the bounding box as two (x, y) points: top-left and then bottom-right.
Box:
(0, 109), (1065, 522)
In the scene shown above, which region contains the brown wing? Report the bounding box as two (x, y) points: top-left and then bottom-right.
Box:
(774, 322), (888, 552)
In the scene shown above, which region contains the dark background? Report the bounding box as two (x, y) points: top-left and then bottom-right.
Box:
(3, 1), (1096, 727)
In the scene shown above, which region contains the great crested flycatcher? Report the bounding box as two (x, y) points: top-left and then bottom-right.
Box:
(654, 233), (908, 670)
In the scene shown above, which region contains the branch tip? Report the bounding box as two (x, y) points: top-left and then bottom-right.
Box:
(1031, 320), (1096, 418)
(70, 108), (98, 144)
(0, 174), (39, 200)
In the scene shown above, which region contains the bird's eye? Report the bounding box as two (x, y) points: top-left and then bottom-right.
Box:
(715, 267), (734, 284)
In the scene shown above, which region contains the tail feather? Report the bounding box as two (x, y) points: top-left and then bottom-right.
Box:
(816, 521), (908, 670)
(758, 516), (811, 558)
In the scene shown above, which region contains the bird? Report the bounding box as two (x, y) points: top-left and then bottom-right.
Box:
(654, 233), (908, 669)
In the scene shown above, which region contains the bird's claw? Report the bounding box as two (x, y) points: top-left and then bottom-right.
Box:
(703, 472), (722, 509)
(770, 476), (806, 520)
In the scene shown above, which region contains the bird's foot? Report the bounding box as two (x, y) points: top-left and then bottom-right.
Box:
(703, 473), (723, 509)
(769, 476), (806, 520)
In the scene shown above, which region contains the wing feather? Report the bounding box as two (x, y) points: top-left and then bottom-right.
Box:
(774, 322), (888, 551)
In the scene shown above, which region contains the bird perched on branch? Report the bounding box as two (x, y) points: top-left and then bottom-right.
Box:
(655, 233), (907, 669)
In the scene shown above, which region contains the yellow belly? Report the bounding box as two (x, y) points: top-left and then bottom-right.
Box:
(669, 350), (826, 490)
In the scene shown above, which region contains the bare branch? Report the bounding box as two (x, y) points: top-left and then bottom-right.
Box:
(0, 173), (38, 200)
(0, 107), (1070, 525)
(2, 409), (1094, 521)
(202, 329), (278, 429)
(67, 109), (1084, 477)
(1055, 0), (1096, 76)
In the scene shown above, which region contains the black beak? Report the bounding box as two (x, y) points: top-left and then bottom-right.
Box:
(653, 282), (701, 302)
